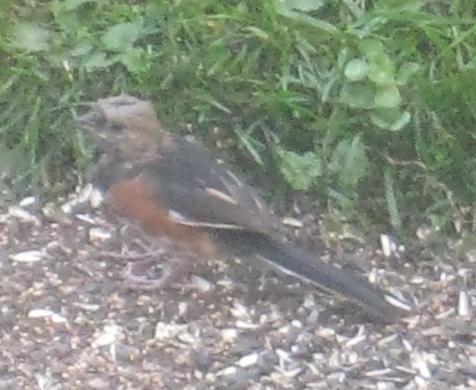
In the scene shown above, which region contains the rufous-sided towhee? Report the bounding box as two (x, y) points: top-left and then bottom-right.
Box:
(76, 94), (406, 324)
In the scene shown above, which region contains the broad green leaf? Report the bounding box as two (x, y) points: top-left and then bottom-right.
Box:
(374, 84), (401, 108)
(389, 111), (411, 131)
(10, 23), (50, 52)
(331, 136), (368, 187)
(358, 38), (384, 60)
(370, 108), (410, 130)
(120, 48), (147, 74)
(337, 47), (351, 69)
(83, 51), (113, 70)
(102, 22), (142, 51)
(340, 83), (374, 109)
(71, 42), (93, 57)
(278, 148), (321, 191)
(367, 56), (395, 84)
(396, 62), (421, 85)
(344, 59), (368, 81)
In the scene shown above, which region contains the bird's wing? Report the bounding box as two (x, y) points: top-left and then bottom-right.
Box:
(137, 136), (279, 235)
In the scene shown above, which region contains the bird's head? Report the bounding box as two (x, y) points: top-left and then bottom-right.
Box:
(75, 94), (162, 161)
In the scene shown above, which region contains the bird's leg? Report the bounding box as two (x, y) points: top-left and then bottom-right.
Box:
(122, 255), (192, 290)
(120, 237), (194, 290)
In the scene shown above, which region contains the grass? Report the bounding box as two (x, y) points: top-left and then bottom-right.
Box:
(1, 0), (476, 240)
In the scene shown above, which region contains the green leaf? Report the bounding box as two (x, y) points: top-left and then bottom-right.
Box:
(374, 84), (401, 108)
(234, 128), (264, 166)
(396, 62), (421, 85)
(344, 59), (368, 81)
(331, 136), (368, 187)
(10, 23), (50, 52)
(50, 1), (80, 31)
(63, 0), (94, 10)
(102, 22), (142, 51)
(244, 26), (270, 40)
(275, 3), (338, 33)
(278, 148), (321, 191)
(370, 108), (410, 131)
(389, 111), (411, 131)
(367, 56), (395, 84)
(71, 42), (93, 57)
(340, 83), (375, 109)
(279, 0), (325, 12)
(83, 51), (113, 70)
(358, 38), (384, 60)
(120, 48), (147, 74)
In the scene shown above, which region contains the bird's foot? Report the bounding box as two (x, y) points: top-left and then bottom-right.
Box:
(122, 255), (191, 290)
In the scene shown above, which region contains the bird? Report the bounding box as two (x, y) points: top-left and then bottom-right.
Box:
(75, 94), (406, 324)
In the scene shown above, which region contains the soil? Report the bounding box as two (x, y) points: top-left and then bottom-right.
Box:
(1, 188), (475, 389)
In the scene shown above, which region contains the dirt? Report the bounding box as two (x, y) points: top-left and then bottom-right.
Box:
(1, 188), (475, 389)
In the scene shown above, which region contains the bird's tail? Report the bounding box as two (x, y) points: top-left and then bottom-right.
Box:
(213, 230), (404, 324)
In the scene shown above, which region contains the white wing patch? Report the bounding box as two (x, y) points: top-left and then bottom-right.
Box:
(205, 187), (238, 205)
(167, 209), (243, 229)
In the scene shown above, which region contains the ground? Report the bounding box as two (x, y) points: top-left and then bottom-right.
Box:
(1, 186), (475, 390)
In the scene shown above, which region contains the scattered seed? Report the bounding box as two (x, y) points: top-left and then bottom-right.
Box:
(28, 309), (67, 324)
(19, 196), (36, 207)
(316, 327), (336, 340)
(154, 322), (187, 341)
(76, 214), (97, 224)
(457, 289), (470, 317)
(378, 334), (399, 346)
(10, 250), (46, 263)
(229, 302), (250, 319)
(410, 351), (432, 379)
(221, 328), (238, 342)
(385, 294), (413, 312)
(88, 227), (113, 242)
(366, 368), (393, 377)
(76, 184), (93, 204)
(380, 234), (395, 257)
(90, 188), (104, 208)
(91, 323), (124, 347)
(177, 332), (197, 345)
(282, 217), (304, 228)
(237, 352), (259, 368)
(217, 366), (237, 377)
(8, 206), (41, 225)
(61, 197), (78, 214)
(435, 308), (455, 319)
(344, 325), (367, 348)
(235, 320), (260, 330)
(414, 375), (428, 388)
(188, 275), (214, 292)
(402, 338), (413, 352)
(73, 302), (101, 312)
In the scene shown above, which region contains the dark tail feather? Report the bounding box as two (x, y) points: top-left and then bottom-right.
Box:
(214, 230), (404, 324)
